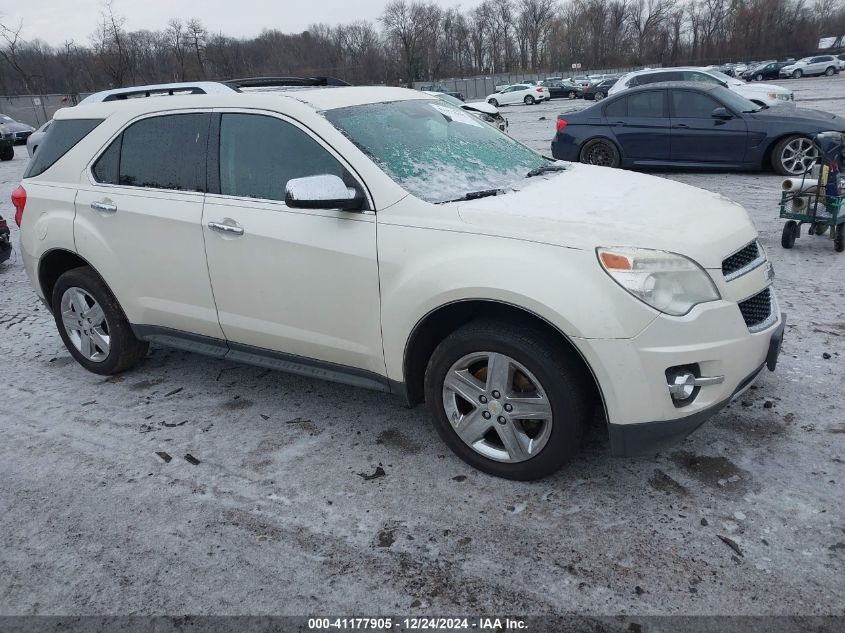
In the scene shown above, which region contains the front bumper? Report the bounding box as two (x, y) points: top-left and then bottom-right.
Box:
(608, 313), (784, 456)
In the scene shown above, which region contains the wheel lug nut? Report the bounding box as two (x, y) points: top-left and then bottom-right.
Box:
(492, 390), (501, 399)
(504, 403), (513, 412)
(497, 416), (507, 424)
(479, 395), (487, 404)
(482, 411), (491, 419)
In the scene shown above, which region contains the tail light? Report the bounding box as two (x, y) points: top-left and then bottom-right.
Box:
(11, 185), (26, 227)
(535, 87), (543, 92)
(556, 119), (568, 133)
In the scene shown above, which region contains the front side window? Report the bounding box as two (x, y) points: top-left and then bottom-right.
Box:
(324, 99), (545, 204)
(218, 113), (347, 201)
(671, 90), (720, 118)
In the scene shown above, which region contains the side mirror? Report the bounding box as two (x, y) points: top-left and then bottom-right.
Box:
(285, 174), (365, 211)
(712, 107), (733, 120)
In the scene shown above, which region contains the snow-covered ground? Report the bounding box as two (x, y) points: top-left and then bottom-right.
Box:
(0, 75), (843, 617)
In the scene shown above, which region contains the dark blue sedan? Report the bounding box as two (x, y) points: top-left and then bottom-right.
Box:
(551, 82), (845, 176)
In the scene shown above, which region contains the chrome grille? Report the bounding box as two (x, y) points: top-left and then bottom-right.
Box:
(722, 241), (763, 280)
(738, 288), (772, 330)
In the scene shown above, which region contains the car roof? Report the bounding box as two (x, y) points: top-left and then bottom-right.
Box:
(612, 81), (722, 96)
(55, 85), (430, 121)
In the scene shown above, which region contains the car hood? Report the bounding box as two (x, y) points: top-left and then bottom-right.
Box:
(462, 101), (499, 115)
(453, 163), (757, 269)
(1, 121), (34, 133)
(735, 81), (789, 94)
(748, 105), (845, 127)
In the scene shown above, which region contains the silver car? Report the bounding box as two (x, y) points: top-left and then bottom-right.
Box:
(779, 55), (839, 78)
(26, 120), (52, 158)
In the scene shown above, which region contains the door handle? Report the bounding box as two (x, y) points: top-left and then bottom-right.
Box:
(612, 121), (626, 127)
(208, 220), (244, 236)
(672, 123), (690, 128)
(90, 200), (117, 214)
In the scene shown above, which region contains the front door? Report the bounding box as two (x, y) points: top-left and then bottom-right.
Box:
(669, 89), (748, 164)
(606, 89), (671, 161)
(202, 111), (385, 376)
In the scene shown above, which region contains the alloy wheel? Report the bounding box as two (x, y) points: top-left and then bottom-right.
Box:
(586, 142), (613, 166)
(442, 351), (553, 463)
(60, 287), (110, 362)
(781, 137), (819, 175)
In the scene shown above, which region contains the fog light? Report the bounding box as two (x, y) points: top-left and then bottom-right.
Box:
(665, 365), (726, 408)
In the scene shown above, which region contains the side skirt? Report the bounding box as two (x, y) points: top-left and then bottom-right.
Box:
(132, 325), (402, 396)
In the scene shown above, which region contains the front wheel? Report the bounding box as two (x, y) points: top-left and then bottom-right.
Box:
(524, 95), (535, 105)
(825, 66), (835, 76)
(782, 221), (798, 248)
(0, 145), (13, 161)
(424, 320), (588, 480)
(772, 135), (819, 176)
(488, 98), (499, 107)
(594, 91), (605, 101)
(579, 138), (621, 168)
(52, 266), (149, 375)
(755, 74), (763, 81)
(793, 69), (803, 78)
(568, 91), (576, 99)
(835, 224), (844, 253)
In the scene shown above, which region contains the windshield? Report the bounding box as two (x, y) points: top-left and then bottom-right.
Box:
(712, 86), (763, 112)
(705, 69), (742, 85)
(434, 92), (465, 108)
(0, 115), (12, 122)
(324, 99), (545, 203)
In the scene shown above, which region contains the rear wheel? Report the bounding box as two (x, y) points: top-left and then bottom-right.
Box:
(568, 91), (576, 99)
(0, 145), (12, 161)
(594, 91), (605, 100)
(524, 95), (535, 105)
(579, 138), (621, 168)
(781, 221), (798, 248)
(424, 320), (588, 480)
(825, 66), (835, 76)
(52, 267), (148, 375)
(835, 224), (844, 253)
(772, 135), (819, 176)
(488, 98), (499, 107)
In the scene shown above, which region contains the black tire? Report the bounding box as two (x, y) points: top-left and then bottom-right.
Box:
(568, 91), (576, 99)
(594, 91), (605, 101)
(755, 74), (763, 81)
(0, 145), (13, 161)
(524, 95), (535, 105)
(423, 319), (588, 480)
(835, 224), (844, 253)
(811, 223), (828, 236)
(579, 138), (621, 168)
(781, 220), (798, 248)
(825, 66), (835, 76)
(52, 266), (148, 375)
(793, 69), (803, 79)
(488, 98), (499, 107)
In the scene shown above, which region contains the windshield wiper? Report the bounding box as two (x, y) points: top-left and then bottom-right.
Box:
(526, 163), (567, 178)
(437, 188), (503, 203)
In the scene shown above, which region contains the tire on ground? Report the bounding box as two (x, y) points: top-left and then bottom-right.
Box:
(579, 138), (621, 168)
(52, 266), (149, 375)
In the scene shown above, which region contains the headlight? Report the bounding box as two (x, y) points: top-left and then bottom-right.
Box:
(597, 247), (721, 316)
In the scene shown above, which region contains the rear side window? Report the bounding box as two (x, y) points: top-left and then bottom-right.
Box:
(627, 91), (665, 117)
(23, 119), (103, 179)
(604, 97), (626, 118)
(93, 113), (208, 192)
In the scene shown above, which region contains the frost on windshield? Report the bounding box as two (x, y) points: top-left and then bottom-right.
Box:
(325, 100), (544, 203)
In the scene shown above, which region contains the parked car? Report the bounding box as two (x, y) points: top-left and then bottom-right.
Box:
(551, 82), (844, 176)
(742, 61), (791, 81)
(0, 214), (10, 264)
(14, 83), (784, 480)
(27, 120), (52, 157)
(486, 83), (549, 106)
(0, 113), (35, 144)
(582, 77), (618, 101)
(540, 78), (582, 99)
(0, 124), (14, 161)
(779, 56), (839, 78)
(424, 91), (507, 131)
(610, 67), (793, 106)
(418, 82), (465, 101)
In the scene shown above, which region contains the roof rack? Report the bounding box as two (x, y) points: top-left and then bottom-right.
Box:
(223, 76), (352, 90)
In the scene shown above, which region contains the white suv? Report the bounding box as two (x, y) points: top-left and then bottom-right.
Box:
(610, 67), (793, 106)
(779, 56), (840, 78)
(14, 83), (784, 480)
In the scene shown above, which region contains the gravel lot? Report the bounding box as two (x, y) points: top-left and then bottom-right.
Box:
(0, 75), (843, 618)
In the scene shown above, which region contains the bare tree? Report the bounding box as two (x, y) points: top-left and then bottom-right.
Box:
(381, 0), (442, 84)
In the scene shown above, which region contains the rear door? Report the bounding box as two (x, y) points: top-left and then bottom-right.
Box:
(605, 89), (670, 162)
(668, 89), (747, 164)
(74, 111), (225, 340)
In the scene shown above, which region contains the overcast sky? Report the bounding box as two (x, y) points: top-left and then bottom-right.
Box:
(6, 0), (487, 46)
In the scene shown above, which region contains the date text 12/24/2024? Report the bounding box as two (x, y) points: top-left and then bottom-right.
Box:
(308, 617), (528, 630)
